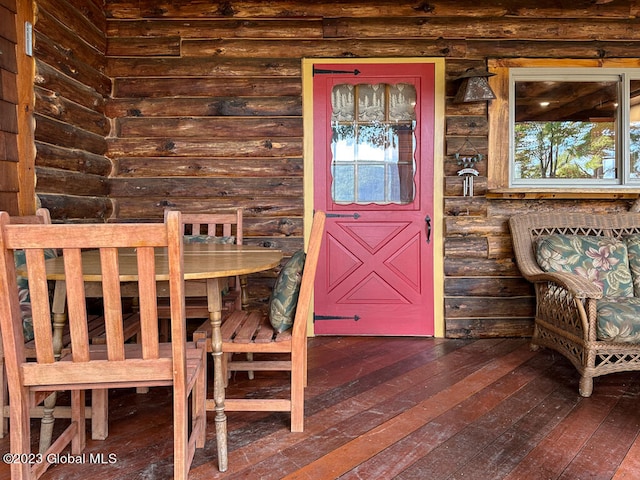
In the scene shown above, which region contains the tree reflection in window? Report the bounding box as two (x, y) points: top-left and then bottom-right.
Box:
(330, 83), (416, 204)
(514, 79), (618, 181)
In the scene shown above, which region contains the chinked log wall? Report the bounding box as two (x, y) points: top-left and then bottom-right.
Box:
(0, 0), (20, 215)
(31, 0), (112, 221)
(29, 0), (640, 337)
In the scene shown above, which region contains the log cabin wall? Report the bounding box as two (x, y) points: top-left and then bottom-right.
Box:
(32, 0), (112, 222)
(0, 0), (20, 214)
(21, 0), (640, 337)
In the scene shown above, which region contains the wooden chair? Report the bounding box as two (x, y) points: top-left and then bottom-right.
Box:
(193, 210), (325, 432)
(0, 208), (106, 446)
(157, 209), (245, 341)
(0, 209), (141, 445)
(0, 210), (207, 479)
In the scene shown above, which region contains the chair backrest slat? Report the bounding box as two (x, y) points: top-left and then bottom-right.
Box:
(137, 246), (161, 358)
(100, 247), (125, 361)
(24, 248), (56, 363)
(63, 248), (91, 362)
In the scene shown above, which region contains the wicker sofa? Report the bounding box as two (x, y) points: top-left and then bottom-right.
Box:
(509, 212), (640, 397)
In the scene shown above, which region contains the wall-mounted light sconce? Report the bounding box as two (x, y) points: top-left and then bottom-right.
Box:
(453, 67), (496, 103)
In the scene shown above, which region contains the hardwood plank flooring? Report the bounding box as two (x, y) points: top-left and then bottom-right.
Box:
(1, 337), (640, 479)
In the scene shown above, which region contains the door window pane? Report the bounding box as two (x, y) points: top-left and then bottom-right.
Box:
(357, 165), (385, 202)
(331, 83), (416, 205)
(332, 164), (355, 202)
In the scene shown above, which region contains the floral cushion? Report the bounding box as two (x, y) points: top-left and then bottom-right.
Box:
(623, 234), (640, 296)
(597, 297), (640, 342)
(14, 248), (58, 342)
(535, 235), (634, 297)
(269, 250), (306, 333)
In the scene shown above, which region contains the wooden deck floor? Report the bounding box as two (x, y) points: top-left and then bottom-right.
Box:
(1, 336), (640, 479)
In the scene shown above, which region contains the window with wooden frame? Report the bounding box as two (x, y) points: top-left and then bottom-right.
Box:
(488, 59), (640, 195)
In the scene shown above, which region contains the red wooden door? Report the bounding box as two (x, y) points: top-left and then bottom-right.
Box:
(313, 62), (436, 336)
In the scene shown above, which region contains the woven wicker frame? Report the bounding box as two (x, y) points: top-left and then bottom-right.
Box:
(509, 212), (640, 397)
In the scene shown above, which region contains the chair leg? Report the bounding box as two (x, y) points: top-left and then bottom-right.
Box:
(579, 375), (594, 397)
(290, 357), (305, 433)
(91, 389), (108, 440)
(71, 390), (86, 454)
(194, 349), (207, 449)
(291, 355), (306, 432)
(303, 339), (308, 387)
(9, 393), (31, 480)
(246, 353), (254, 380)
(236, 278), (255, 380)
(0, 362), (6, 438)
(174, 389), (189, 480)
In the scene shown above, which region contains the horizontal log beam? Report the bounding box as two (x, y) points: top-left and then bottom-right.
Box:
(115, 157), (302, 178)
(444, 277), (533, 297)
(38, 193), (113, 222)
(109, 177), (302, 198)
(106, 137), (302, 158)
(445, 318), (534, 339)
(115, 117), (302, 138)
(105, 1), (640, 20)
(106, 57), (301, 78)
(106, 96), (302, 117)
(113, 196), (301, 221)
(35, 167), (110, 196)
(106, 19), (323, 39)
(36, 143), (112, 177)
(445, 296), (535, 319)
(112, 77), (301, 98)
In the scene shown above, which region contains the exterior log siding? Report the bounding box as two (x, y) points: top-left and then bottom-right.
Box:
(0, 0), (21, 215)
(3, 0), (640, 336)
(32, 0), (112, 221)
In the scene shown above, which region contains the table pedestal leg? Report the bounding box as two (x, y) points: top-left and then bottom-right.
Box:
(38, 392), (56, 454)
(39, 281), (67, 453)
(207, 278), (228, 472)
(239, 275), (249, 310)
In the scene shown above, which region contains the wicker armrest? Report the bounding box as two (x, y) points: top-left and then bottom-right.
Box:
(528, 271), (601, 338)
(524, 271), (603, 300)
(536, 282), (597, 343)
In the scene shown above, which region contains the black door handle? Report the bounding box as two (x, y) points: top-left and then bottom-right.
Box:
(425, 215), (431, 244)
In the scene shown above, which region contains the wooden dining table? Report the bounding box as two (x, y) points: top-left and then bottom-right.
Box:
(41, 242), (282, 471)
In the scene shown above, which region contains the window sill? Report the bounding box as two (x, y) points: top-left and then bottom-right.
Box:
(486, 188), (640, 200)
